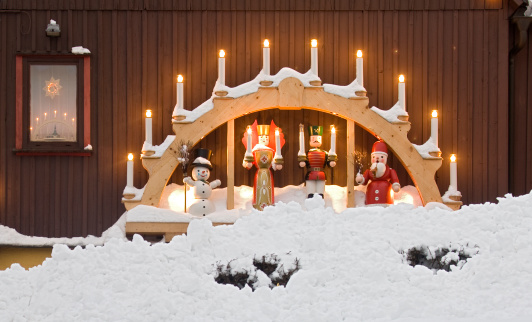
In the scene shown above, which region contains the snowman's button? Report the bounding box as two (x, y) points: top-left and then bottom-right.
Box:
(375, 197), (379, 201)
(375, 190), (379, 194)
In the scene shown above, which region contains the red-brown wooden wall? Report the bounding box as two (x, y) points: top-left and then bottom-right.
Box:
(0, 0), (526, 238)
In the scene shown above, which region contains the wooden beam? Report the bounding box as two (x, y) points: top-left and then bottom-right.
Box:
(227, 119), (235, 210)
(346, 120), (355, 208)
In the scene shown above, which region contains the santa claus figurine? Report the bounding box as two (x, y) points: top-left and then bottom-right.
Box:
(355, 140), (400, 206)
(183, 148), (221, 216)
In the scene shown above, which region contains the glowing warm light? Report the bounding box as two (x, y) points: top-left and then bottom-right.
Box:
(177, 75), (183, 83)
(275, 128), (279, 135)
(399, 75), (405, 83)
(432, 110), (438, 118)
(331, 125), (336, 134)
(239, 186), (254, 199)
(219, 50), (225, 58)
(450, 154), (457, 163)
(357, 50), (363, 58)
(247, 126), (252, 134)
(264, 39), (269, 48)
(311, 39), (318, 48)
(54, 110), (57, 118)
(72, 118), (75, 122)
(30, 127), (33, 131)
(36, 117), (39, 122)
(146, 109), (152, 118)
(128, 153), (134, 161)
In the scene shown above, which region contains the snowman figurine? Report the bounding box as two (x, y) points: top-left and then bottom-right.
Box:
(183, 148), (221, 216)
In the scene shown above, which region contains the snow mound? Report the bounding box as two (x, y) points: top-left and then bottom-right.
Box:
(2, 192), (532, 320)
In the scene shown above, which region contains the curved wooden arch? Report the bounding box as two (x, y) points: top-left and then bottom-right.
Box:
(124, 78), (442, 210)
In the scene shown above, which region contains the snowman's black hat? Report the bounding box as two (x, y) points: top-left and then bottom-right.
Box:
(190, 148), (213, 170)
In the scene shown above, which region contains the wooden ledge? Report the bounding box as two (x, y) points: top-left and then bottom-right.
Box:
(126, 221), (232, 242)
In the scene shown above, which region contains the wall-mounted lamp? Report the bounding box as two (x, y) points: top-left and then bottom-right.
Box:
(46, 19), (60, 37)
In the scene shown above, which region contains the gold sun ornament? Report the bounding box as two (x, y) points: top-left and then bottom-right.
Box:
(43, 76), (62, 99)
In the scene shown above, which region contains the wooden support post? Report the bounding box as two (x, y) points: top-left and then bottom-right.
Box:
(227, 119), (235, 210)
(346, 121), (355, 208)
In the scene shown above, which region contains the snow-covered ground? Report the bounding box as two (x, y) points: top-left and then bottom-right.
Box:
(2, 186), (532, 321)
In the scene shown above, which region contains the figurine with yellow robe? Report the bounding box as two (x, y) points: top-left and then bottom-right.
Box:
(242, 120), (285, 210)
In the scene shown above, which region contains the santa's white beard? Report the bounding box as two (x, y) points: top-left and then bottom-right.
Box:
(370, 162), (386, 178)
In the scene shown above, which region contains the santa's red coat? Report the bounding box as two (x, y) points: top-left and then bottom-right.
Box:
(361, 165), (399, 205)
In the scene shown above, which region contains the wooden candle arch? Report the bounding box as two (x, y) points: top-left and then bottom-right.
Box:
(123, 77), (444, 212)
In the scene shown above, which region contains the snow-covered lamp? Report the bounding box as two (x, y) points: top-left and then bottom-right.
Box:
(356, 50), (363, 86)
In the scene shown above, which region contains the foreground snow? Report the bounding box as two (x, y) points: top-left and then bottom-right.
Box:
(1, 191), (532, 321)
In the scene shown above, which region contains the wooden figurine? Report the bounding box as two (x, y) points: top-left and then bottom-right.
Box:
(183, 148), (221, 216)
(242, 120), (284, 210)
(355, 140), (400, 206)
(298, 125), (337, 199)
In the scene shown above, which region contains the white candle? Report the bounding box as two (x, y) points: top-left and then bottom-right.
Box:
(330, 125), (336, 154)
(398, 75), (406, 110)
(311, 39), (318, 76)
(275, 128), (281, 157)
(263, 39), (270, 76)
(145, 109), (152, 145)
(177, 75), (184, 110)
(127, 153), (134, 188)
(431, 110), (438, 147)
(356, 50), (363, 86)
(298, 124), (305, 155)
(450, 154), (457, 191)
(246, 126), (252, 155)
(218, 50), (226, 85)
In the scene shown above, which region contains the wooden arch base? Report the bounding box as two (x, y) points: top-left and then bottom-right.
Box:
(123, 77), (442, 212)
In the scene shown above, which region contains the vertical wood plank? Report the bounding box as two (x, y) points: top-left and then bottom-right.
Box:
(346, 120), (355, 207)
(227, 120), (235, 210)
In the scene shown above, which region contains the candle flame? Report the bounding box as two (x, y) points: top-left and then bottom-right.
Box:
(219, 50), (225, 58)
(247, 126), (252, 134)
(331, 125), (336, 134)
(264, 39), (269, 48)
(432, 110), (438, 118)
(128, 153), (134, 161)
(30, 126), (33, 131)
(177, 75), (183, 83)
(36, 117), (39, 122)
(450, 154), (456, 162)
(357, 50), (363, 58)
(146, 109), (152, 118)
(64, 113), (67, 117)
(72, 118), (75, 122)
(311, 39), (318, 48)
(399, 75), (405, 83)
(275, 128), (279, 135)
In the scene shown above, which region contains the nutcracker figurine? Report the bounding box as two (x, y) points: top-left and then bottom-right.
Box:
(355, 140), (400, 205)
(298, 124), (337, 199)
(242, 120), (284, 210)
